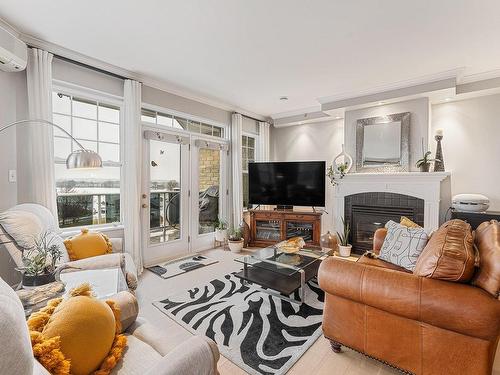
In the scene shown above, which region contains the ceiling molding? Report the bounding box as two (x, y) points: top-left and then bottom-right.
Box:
(0, 17), (20, 38)
(318, 69), (461, 105)
(321, 77), (456, 112)
(271, 105), (322, 120)
(459, 69), (500, 84)
(273, 110), (329, 127)
(456, 77), (500, 95)
(17, 30), (269, 122)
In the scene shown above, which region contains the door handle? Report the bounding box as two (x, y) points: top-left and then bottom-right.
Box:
(142, 203), (148, 208)
(142, 194), (147, 199)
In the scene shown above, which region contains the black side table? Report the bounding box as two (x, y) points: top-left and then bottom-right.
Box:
(451, 210), (500, 230)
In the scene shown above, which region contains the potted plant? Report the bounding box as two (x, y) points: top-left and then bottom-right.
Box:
(214, 217), (228, 242)
(336, 217), (352, 257)
(327, 162), (349, 186)
(416, 139), (440, 172)
(18, 231), (63, 288)
(228, 228), (244, 253)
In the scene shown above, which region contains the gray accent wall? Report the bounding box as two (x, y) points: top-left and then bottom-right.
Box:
(142, 85), (232, 125)
(0, 70), (27, 210)
(53, 58), (124, 97)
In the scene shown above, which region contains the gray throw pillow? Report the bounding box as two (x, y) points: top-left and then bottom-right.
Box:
(379, 220), (429, 271)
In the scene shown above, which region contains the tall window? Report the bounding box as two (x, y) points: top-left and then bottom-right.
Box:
(242, 135), (256, 209)
(52, 92), (121, 228)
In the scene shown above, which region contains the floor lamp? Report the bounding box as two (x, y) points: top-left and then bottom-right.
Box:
(0, 119), (102, 169)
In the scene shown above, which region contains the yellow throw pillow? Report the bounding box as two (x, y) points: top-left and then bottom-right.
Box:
(64, 228), (112, 261)
(27, 284), (127, 375)
(400, 216), (421, 229)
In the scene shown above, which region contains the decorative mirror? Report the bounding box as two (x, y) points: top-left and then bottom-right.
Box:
(356, 112), (410, 172)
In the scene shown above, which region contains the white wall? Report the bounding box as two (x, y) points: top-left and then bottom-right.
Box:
(270, 119), (344, 233)
(344, 97), (429, 171)
(0, 70), (27, 210)
(432, 94), (500, 210)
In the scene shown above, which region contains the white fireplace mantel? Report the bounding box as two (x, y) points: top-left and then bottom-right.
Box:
(333, 172), (451, 234)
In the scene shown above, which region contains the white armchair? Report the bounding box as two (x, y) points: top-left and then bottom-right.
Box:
(0, 277), (220, 375)
(0, 203), (137, 289)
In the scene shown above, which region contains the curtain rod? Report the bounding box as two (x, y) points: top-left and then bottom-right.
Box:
(54, 54), (129, 81)
(28, 45), (130, 81)
(236, 112), (266, 123)
(27, 46), (268, 122)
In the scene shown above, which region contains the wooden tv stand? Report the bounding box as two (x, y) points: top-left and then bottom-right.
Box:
(247, 209), (322, 248)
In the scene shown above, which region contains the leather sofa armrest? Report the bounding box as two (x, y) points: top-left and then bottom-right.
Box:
(373, 228), (387, 254)
(319, 257), (421, 320)
(144, 336), (219, 375)
(318, 257), (500, 340)
(420, 277), (500, 340)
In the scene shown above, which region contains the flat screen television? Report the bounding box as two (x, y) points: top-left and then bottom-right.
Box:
(248, 161), (326, 207)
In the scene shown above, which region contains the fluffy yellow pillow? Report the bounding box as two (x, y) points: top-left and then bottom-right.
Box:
(400, 216), (421, 229)
(64, 228), (112, 261)
(27, 284), (127, 375)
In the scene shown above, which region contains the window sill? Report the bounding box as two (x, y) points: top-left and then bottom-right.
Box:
(59, 223), (124, 237)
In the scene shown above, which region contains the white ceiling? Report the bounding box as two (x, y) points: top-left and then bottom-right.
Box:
(1, 0), (500, 118)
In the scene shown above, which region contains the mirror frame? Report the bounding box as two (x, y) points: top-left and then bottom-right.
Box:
(356, 112), (410, 172)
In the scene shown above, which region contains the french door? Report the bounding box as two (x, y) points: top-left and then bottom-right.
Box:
(141, 128), (228, 266)
(190, 138), (229, 251)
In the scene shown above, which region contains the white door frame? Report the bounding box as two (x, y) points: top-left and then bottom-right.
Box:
(190, 135), (230, 252)
(141, 125), (190, 266)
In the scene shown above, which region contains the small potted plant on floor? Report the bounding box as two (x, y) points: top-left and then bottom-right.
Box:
(336, 217), (352, 257)
(416, 138), (440, 172)
(214, 217), (228, 242)
(18, 231), (63, 288)
(228, 228), (244, 253)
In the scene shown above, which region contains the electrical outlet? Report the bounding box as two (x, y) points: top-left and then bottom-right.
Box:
(8, 169), (17, 183)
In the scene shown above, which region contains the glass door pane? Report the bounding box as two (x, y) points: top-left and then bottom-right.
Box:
(149, 140), (182, 244)
(198, 148), (220, 234)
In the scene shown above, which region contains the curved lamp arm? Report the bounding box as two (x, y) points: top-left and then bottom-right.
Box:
(0, 119), (102, 169)
(0, 119), (86, 150)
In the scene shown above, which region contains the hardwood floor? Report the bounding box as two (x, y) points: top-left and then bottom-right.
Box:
(136, 248), (500, 375)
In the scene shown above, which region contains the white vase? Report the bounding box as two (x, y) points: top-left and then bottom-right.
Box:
(333, 144), (353, 175)
(338, 244), (352, 257)
(228, 239), (244, 253)
(215, 229), (227, 242)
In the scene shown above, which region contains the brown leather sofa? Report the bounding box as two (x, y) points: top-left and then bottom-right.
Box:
(318, 224), (500, 375)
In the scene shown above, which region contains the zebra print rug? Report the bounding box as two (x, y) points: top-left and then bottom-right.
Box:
(153, 273), (324, 375)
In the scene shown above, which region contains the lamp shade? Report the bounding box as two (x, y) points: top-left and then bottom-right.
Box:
(66, 149), (103, 169)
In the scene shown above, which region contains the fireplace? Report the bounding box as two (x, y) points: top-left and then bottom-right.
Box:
(345, 192), (424, 255)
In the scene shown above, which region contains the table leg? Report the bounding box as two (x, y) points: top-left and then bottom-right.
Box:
(299, 269), (305, 303)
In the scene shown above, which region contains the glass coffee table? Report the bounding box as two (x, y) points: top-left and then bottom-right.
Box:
(59, 267), (128, 299)
(234, 245), (329, 304)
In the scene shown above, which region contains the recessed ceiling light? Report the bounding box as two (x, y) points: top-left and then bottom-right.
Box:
(279, 96), (288, 101)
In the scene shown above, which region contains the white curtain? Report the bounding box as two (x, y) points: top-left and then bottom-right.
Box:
(231, 113), (243, 229)
(258, 121), (270, 161)
(122, 80), (143, 274)
(23, 48), (57, 218)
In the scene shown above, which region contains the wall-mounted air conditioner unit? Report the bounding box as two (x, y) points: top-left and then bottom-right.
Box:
(0, 25), (27, 72)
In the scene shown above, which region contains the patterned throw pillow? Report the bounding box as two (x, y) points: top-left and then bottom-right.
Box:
(379, 220), (429, 271)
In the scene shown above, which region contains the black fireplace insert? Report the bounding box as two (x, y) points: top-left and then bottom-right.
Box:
(345, 192), (424, 255)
